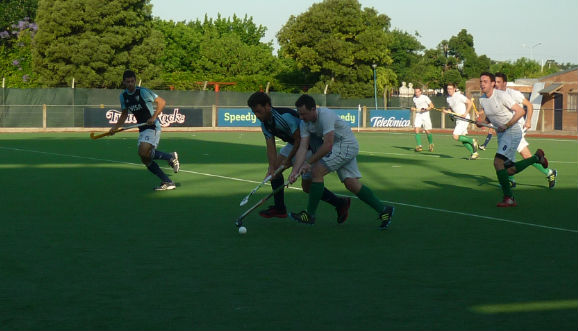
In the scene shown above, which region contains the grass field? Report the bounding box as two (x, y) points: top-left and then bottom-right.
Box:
(0, 131), (576, 330)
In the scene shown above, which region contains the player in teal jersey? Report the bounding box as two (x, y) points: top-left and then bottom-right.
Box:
(248, 92), (350, 223)
(110, 70), (179, 191)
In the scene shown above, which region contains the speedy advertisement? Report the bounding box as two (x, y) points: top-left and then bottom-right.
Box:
(218, 108), (360, 127)
(84, 107), (204, 127)
(218, 108), (260, 127)
(369, 109), (411, 128)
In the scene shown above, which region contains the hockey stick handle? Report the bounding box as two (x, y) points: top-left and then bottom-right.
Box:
(449, 113), (494, 129)
(90, 122), (148, 140)
(239, 165), (285, 206)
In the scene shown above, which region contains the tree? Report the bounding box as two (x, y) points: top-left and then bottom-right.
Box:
(0, 0), (38, 40)
(277, 0), (393, 98)
(32, 0), (163, 88)
(387, 29), (424, 85)
(0, 17), (38, 87)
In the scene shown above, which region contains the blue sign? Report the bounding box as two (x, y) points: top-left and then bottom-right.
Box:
(332, 108), (360, 127)
(218, 108), (260, 127)
(369, 109), (412, 128)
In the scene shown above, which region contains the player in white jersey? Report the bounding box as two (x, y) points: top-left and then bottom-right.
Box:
(494, 73), (557, 189)
(288, 95), (394, 229)
(476, 72), (549, 207)
(411, 87), (435, 152)
(444, 83), (479, 160)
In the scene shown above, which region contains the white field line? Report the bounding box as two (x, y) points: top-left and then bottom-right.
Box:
(1, 146), (576, 234)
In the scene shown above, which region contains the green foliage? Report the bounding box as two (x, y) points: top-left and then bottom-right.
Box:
(32, 0), (162, 88)
(277, 0), (393, 98)
(490, 57), (560, 80)
(0, 0), (38, 35)
(0, 18), (38, 87)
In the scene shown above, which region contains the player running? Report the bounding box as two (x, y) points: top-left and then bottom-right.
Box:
(288, 94), (394, 229)
(247, 92), (351, 223)
(109, 70), (179, 191)
(476, 72), (549, 207)
(411, 86), (435, 152)
(444, 83), (479, 160)
(493, 72), (557, 189)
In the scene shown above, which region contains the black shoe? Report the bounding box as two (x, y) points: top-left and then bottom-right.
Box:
(547, 169), (557, 189)
(378, 206), (394, 230)
(336, 197), (351, 224)
(290, 210), (315, 225)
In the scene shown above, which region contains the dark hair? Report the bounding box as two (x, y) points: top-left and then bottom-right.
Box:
(123, 70), (136, 80)
(247, 91), (271, 108)
(495, 72), (507, 82)
(446, 82), (457, 89)
(295, 94), (316, 110)
(480, 71), (496, 82)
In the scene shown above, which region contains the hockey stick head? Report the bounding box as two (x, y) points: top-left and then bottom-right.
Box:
(89, 131), (112, 140)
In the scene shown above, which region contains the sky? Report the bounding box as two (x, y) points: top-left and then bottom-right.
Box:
(150, 0), (578, 65)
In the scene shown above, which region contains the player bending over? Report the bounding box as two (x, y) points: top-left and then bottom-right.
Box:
(289, 94), (394, 229)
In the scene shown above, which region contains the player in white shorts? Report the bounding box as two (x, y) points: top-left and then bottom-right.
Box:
(444, 83), (479, 160)
(110, 70), (179, 191)
(411, 87), (435, 152)
(247, 92), (349, 222)
(288, 95), (394, 230)
(476, 72), (549, 207)
(494, 73), (557, 189)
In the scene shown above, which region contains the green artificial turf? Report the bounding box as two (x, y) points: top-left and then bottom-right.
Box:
(0, 131), (576, 330)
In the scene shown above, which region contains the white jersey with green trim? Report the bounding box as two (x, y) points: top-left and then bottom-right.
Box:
(300, 107), (358, 147)
(479, 89), (517, 128)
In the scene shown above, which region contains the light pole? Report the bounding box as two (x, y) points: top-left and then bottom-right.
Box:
(530, 42), (542, 60)
(372, 64), (378, 110)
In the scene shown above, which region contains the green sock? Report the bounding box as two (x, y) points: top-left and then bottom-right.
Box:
(427, 133), (433, 144)
(462, 142), (473, 153)
(458, 135), (473, 144)
(513, 156), (538, 174)
(307, 182), (324, 216)
(532, 163), (550, 175)
(415, 134), (422, 146)
(356, 185), (385, 213)
(458, 136), (474, 153)
(497, 169), (513, 197)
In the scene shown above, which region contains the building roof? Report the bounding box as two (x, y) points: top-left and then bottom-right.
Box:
(539, 83), (564, 94)
(538, 67), (578, 81)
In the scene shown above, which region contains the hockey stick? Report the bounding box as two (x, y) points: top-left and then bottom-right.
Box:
(431, 107), (460, 117)
(471, 97), (481, 117)
(239, 165), (285, 206)
(235, 174), (300, 228)
(449, 113), (494, 129)
(89, 122), (148, 140)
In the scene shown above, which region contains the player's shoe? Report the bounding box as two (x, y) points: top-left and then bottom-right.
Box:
(378, 206), (395, 230)
(428, 143), (434, 152)
(534, 149), (548, 168)
(415, 145), (423, 152)
(290, 210), (315, 225)
(336, 197), (351, 224)
(479, 144), (486, 151)
(259, 205), (288, 219)
(154, 181), (176, 191)
(547, 169), (557, 189)
(472, 139), (479, 152)
(469, 152), (479, 160)
(496, 196), (517, 207)
(168, 152), (180, 173)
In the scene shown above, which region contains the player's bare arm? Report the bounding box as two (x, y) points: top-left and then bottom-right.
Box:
(147, 96), (166, 125)
(522, 98), (533, 130)
(109, 109), (128, 135)
(265, 137), (278, 175)
(289, 135), (310, 183)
